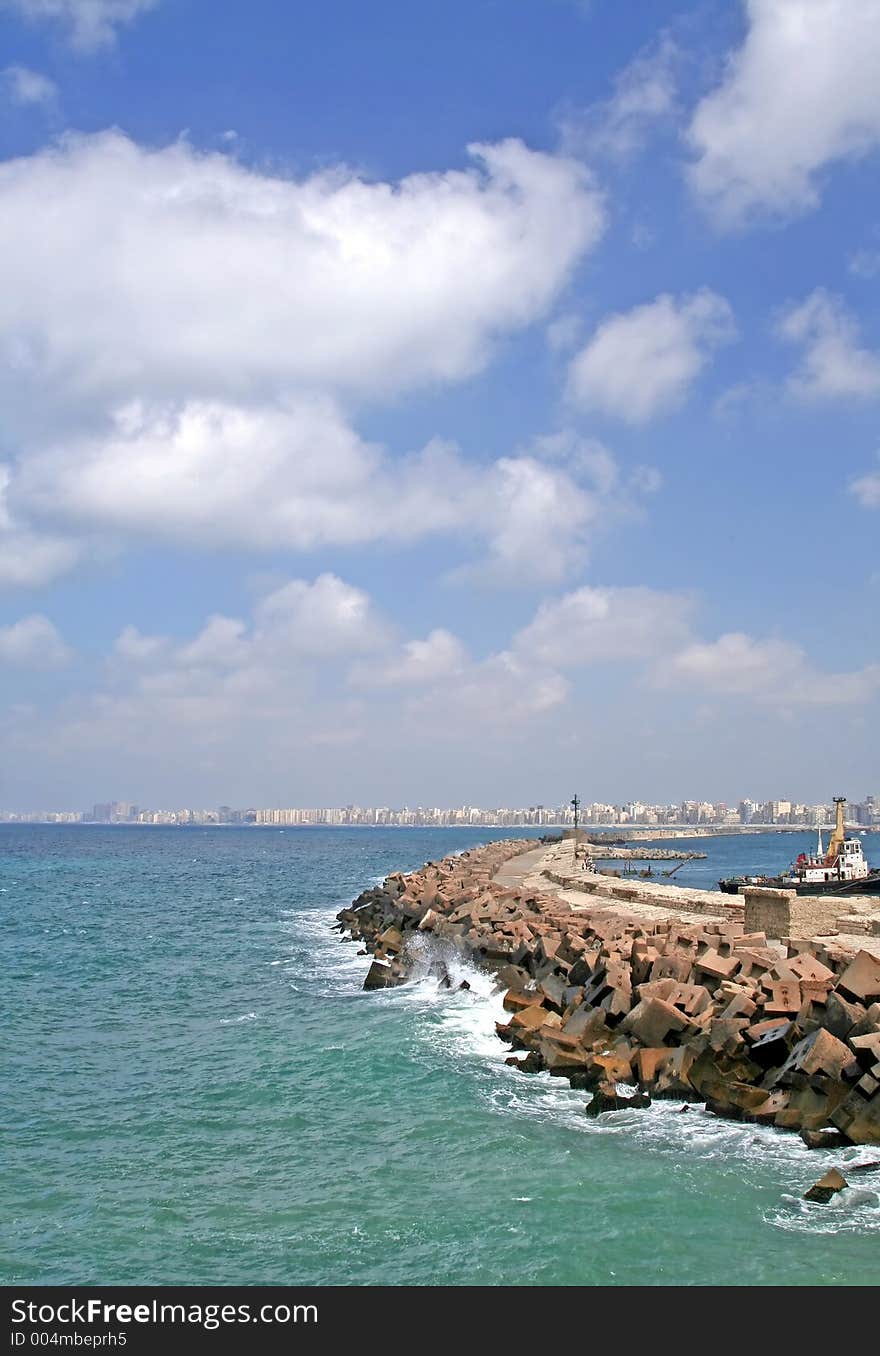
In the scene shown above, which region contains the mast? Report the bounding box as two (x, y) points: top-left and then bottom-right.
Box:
(824, 796), (846, 866)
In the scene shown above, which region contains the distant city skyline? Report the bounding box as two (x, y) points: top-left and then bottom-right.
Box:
(3, 793), (878, 829)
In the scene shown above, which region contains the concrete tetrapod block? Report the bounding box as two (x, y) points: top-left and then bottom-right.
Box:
(622, 996), (693, 1046)
(837, 951), (880, 1005)
(803, 1169), (848, 1203)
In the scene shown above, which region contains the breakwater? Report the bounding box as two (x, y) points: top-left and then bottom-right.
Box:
(336, 838), (880, 1148)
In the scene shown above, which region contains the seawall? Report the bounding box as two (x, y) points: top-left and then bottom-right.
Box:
(335, 838), (880, 1147)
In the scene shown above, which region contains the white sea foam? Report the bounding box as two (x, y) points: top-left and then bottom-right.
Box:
(308, 911), (880, 1238)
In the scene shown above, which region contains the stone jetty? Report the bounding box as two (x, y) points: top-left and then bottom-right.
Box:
(335, 838), (880, 1146)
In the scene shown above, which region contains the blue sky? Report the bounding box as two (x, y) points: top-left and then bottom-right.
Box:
(0, 0), (878, 810)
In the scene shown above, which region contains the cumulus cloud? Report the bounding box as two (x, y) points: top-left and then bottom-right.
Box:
(514, 585), (694, 667)
(21, 577), (568, 784)
(407, 650), (570, 731)
(559, 34), (679, 160)
(0, 465), (81, 587)
(0, 132), (603, 426)
(1, 0), (157, 50)
(10, 404), (633, 586)
(353, 629), (467, 688)
(115, 574), (385, 679)
(778, 290), (880, 399)
(1, 64), (58, 106)
(566, 290), (735, 422)
(850, 454), (880, 508)
(688, 0), (880, 226)
(0, 613), (70, 666)
(0, 131), (608, 586)
(660, 632), (880, 705)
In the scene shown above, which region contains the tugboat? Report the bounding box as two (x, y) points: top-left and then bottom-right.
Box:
(719, 797), (880, 896)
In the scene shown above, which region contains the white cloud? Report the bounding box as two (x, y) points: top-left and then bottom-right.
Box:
(661, 631), (880, 705)
(352, 629), (467, 688)
(778, 290), (880, 399)
(0, 131), (608, 586)
(113, 625), (167, 663)
(0, 464), (81, 587)
(407, 650), (570, 731)
(0, 613), (70, 666)
(252, 574), (386, 659)
(1, 64), (57, 105)
(0, 131), (604, 428)
(849, 248), (880, 280)
(850, 454), (880, 508)
(514, 585), (694, 667)
(688, 0), (880, 226)
(566, 289), (735, 422)
(117, 574), (385, 679)
(24, 578), (567, 780)
(1, 0), (157, 50)
(9, 404), (641, 587)
(560, 34), (679, 160)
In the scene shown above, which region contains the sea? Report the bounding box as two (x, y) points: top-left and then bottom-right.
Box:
(3, 824), (879, 1287)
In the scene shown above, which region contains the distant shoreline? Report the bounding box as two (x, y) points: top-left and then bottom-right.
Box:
(2, 821), (878, 834)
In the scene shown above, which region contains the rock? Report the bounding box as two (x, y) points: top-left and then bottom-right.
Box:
(538, 1030), (591, 1072)
(458, 980), (471, 992)
(850, 1032), (880, 1069)
(562, 1004), (609, 1044)
(836, 950), (880, 1005)
(695, 948), (741, 982)
(636, 1047), (673, 1087)
(376, 926), (403, 955)
(503, 988), (541, 1013)
(650, 953), (694, 984)
(747, 1020), (794, 1069)
(763, 980), (803, 1015)
(584, 1086), (651, 1117)
(799, 1128), (849, 1150)
(822, 991), (867, 1039)
(803, 1168), (848, 1203)
(622, 996), (692, 1046)
(538, 973), (568, 1012)
(708, 1017), (750, 1054)
(774, 1081), (850, 1132)
(830, 1086), (880, 1144)
(508, 1002), (553, 1031)
(363, 960), (397, 991)
(767, 1026), (853, 1088)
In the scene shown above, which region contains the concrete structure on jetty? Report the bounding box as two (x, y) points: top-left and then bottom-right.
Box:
(336, 838), (880, 1147)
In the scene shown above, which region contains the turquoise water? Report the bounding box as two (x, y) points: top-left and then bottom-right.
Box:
(3, 825), (879, 1287)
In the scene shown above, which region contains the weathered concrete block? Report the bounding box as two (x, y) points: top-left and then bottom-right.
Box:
(650, 953), (693, 984)
(763, 980), (803, 1015)
(803, 1168), (848, 1203)
(509, 1002), (553, 1031)
(363, 960), (397, 990)
(636, 1047), (672, 1086)
(744, 887), (844, 941)
(823, 991), (867, 1039)
(622, 996), (691, 1046)
(695, 948), (741, 981)
(837, 951), (880, 1004)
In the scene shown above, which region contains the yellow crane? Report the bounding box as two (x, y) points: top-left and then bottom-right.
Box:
(824, 796), (847, 866)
